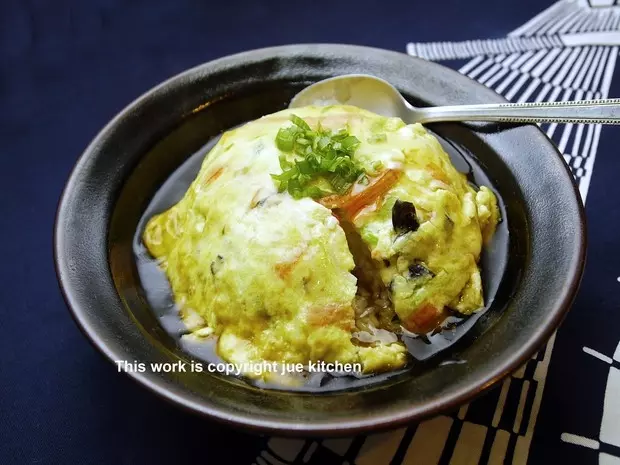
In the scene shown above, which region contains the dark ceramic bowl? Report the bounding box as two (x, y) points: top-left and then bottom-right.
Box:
(54, 44), (586, 436)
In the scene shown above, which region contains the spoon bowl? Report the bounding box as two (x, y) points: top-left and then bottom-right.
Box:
(289, 74), (413, 119)
(291, 73), (620, 125)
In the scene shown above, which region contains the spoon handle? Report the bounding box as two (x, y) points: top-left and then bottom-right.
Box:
(418, 98), (620, 125)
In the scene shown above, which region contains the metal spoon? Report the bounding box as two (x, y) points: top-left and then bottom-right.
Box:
(289, 74), (620, 125)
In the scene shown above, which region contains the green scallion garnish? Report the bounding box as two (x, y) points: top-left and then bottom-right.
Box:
(270, 114), (366, 199)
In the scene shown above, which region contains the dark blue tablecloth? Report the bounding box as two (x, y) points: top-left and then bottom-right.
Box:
(2, 0), (620, 463)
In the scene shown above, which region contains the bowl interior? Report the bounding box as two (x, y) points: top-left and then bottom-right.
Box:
(57, 45), (585, 435)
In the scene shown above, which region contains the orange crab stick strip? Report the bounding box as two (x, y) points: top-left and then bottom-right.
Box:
(319, 169), (402, 220)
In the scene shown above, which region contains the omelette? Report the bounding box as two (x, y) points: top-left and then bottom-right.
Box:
(143, 105), (499, 382)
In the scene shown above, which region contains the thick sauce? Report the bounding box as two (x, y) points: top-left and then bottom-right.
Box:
(133, 128), (509, 392)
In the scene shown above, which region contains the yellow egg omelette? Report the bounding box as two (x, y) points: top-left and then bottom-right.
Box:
(143, 105), (500, 383)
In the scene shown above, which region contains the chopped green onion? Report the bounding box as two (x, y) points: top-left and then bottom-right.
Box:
(298, 173), (313, 185)
(303, 186), (332, 199)
(329, 174), (353, 195)
(271, 170), (296, 182)
(317, 136), (330, 150)
(326, 157), (347, 173)
(278, 154), (293, 169)
(270, 115), (367, 199)
(287, 177), (302, 195)
(333, 128), (348, 140)
(275, 127), (298, 152)
(291, 114), (311, 131)
(372, 161), (385, 172)
(295, 160), (313, 175)
(340, 135), (361, 153)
